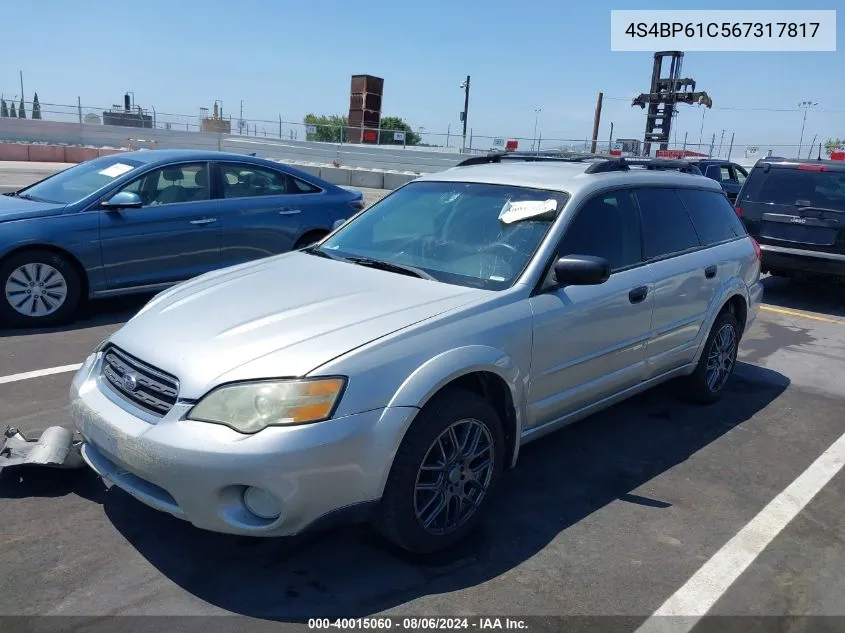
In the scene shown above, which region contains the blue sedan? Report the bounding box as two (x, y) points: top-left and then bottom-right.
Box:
(0, 150), (365, 326)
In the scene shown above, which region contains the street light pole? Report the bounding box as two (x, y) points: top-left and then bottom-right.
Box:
(798, 100), (818, 159)
(532, 108), (542, 153)
(460, 75), (470, 154)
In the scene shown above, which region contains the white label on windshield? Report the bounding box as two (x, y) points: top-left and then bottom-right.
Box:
(98, 163), (134, 178)
(498, 199), (557, 224)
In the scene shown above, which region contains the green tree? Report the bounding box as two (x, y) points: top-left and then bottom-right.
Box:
(0, 99), (8, 117)
(32, 92), (41, 119)
(303, 113), (347, 143)
(9, 101), (16, 118)
(18, 97), (26, 119)
(824, 138), (845, 156)
(377, 116), (420, 145)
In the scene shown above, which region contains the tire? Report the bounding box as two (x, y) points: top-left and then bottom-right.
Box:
(681, 310), (741, 404)
(378, 387), (505, 554)
(293, 231), (327, 250)
(0, 250), (82, 327)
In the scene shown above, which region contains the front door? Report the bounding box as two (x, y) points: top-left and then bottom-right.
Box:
(98, 162), (219, 290)
(528, 188), (653, 428)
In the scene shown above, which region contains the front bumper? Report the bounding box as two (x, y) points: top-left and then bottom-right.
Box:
(69, 352), (416, 536)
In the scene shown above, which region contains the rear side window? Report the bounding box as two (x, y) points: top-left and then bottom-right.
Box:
(741, 166), (845, 211)
(676, 189), (747, 245)
(635, 188), (701, 259)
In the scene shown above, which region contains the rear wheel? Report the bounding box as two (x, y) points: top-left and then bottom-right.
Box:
(378, 388), (504, 554)
(681, 310), (740, 404)
(0, 250), (82, 327)
(293, 231), (327, 250)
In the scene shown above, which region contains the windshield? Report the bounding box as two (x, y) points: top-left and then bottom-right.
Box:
(18, 157), (144, 205)
(317, 181), (568, 290)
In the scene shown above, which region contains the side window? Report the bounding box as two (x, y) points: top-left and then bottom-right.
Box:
(219, 164), (288, 198)
(675, 189), (747, 246)
(557, 189), (642, 271)
(635, 188), (701, 259)
(117, 163), (209, 206)
(289, 175), (321, 194)
(732, 165), (747, 185)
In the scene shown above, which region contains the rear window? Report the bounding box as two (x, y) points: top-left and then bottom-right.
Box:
(676, 189), (747, 246)
(741, 166), (845, 210)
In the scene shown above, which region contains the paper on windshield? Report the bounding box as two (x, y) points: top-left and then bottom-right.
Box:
(498, 198), (558, 224)
(98, 163), (135, 178)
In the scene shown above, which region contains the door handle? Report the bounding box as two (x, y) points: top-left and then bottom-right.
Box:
(628, 285), (648, 304)
(278, 209), (302, 216)
(704, 265), (717, 279)
(189, 218), (217, 225)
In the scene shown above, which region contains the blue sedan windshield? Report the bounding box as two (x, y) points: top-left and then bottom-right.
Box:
(19, 156), (144, 205)
(318, 181), (568, 290)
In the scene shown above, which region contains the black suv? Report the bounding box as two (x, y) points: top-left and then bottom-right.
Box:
(736, 157), (845, 281)
(686, 159), (749, 203)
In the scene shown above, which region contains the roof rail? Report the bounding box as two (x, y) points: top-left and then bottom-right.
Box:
(584, 157), (703, 175)
(455, 150), (608, 168)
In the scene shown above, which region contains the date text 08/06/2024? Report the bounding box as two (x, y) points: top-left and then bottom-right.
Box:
(307, 617), (529, 630)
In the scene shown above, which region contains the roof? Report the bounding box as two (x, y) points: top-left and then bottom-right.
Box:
(415, 159), (723, 198)
(101, 149), (282, 167)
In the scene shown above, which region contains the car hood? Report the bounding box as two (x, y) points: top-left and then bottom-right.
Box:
(110, 252), (486, 398)
(0, 194), (66, 222)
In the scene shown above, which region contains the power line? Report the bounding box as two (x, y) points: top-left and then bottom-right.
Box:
(603, 95), (845, 113)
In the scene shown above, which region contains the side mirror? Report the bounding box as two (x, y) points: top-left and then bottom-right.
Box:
(101, 191), (143, 210)
(553, 255), (611, 286)
(332, 219), (347, 231)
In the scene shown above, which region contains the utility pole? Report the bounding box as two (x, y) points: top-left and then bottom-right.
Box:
(240, 100), (244, 135)
(727, 132), (735, 160)
(717, 129), (726, 158)
(460, 75), (470, 153)
(19, 70), (24, 104)
(798, 100), (817, 159)
(609, 121), (614, 152)
(698, 107), (707, 151)
(532, 108), (542, 153)
(590, 92), (603, 154)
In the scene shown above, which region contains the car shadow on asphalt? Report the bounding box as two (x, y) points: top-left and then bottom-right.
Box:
(0, 294), (150, 338)
(45, 361), (787, 622)
(761, 276), (845, 318)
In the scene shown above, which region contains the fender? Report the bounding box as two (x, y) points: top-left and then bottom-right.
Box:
(691, 276), (750, 366)
(386, 345), (528, 468)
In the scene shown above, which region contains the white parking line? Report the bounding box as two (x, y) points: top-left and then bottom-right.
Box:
(635, 429), (845, 633)
(0, 363), (82, 385)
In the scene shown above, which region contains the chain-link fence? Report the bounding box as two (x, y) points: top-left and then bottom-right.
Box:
(0, 96), (836, 165)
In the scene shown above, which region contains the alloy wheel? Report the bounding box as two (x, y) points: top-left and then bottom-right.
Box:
(413, 418), (495, 536)
(706, 323), (737, 392)
(4, 263), (69, 317)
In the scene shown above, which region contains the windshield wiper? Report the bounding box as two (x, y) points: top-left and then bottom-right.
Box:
(346, 256), (436, 281)
(302, 245), (346, 261)
(17, 193), (48, 202)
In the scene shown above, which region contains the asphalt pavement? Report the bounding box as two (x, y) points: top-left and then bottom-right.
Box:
(1, 165), (845, 629)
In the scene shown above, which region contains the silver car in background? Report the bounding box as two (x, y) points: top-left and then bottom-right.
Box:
(70, 154), (763, 553)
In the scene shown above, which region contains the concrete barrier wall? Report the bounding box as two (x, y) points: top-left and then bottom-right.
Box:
(350, 169), (385, 189)
(319, 166), (353, 186)
(384, 172), (417, 189)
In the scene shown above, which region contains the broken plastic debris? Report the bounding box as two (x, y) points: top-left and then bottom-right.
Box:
(498, 199), (558, 224)
(0, 426), (84, 474)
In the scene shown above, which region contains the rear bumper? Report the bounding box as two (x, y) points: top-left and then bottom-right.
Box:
(760, 245), (845, 279)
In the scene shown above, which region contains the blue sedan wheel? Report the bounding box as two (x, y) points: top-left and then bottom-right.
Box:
(0, 250), (82, 327)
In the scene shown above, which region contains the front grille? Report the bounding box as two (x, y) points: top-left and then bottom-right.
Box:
(100, 345), (179, 417)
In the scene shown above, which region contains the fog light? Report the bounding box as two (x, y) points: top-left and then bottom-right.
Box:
(243, 486), (281, 520)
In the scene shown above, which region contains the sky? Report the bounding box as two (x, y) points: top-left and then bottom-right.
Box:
(2, 0), (843, 155)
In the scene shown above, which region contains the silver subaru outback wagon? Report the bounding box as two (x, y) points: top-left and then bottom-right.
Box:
(70, 153), (764, 553)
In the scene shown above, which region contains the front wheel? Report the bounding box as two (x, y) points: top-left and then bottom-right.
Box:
(0, 250), (82, 327)
(378, 388), (504, 554)
(681, 310), (740, 404)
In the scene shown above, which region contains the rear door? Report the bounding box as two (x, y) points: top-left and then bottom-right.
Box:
(214, 162), (330, 267)
(737, 162), (845, 257)
(98, 161), (220, 290)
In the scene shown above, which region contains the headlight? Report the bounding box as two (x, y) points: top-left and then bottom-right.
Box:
(186, 377), (346, 434)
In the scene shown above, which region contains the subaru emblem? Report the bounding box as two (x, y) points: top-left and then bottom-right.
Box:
(122, 372), (139, 392)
